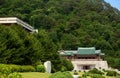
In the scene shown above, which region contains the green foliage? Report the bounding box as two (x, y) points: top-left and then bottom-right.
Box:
(88, 68), (104, 75)
(89, 74), (105, 78)
(8, 65), (20, 72)
(0, 0), (120, 70)
(33, 61), (42, 66)
(105, 57), (120, 70)
(49, 71), (73, 78)
(36, 65), (45, 72)
(20, 66), (36, 72)
(61, 59), (73, 71)
(78, 76), (81, 78)
(8, 72), (23, 78)
(61, 66), (67, 72)
(0, 25), (42, 65)
(36, 30), (62, 72)
(1, 66), (12, 76)
(0, 73), (1, 78)
(82, 72), (105, 78)
(82, 73), (89, 77)
(0, 64), (35, 72)
(116, 74), (120, 78)
(0, 64), (22, 78)
(106, 70), (117, 76)
(73, 71), (78, 75)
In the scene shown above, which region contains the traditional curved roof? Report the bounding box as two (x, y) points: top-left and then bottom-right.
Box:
(59, 47), (104, 56)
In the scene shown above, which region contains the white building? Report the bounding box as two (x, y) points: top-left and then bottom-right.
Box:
(0, 17), (38, 33)
(59, 47), (108, 71)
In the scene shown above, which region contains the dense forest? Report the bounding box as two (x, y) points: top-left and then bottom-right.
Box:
(0, 0), (120, 71)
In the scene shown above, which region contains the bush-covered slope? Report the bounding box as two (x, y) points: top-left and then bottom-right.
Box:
(0, 0), (120, 69)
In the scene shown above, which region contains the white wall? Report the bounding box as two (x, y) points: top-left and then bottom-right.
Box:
(72, 60), (108, 71)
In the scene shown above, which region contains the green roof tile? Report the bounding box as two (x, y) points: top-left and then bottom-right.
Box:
(77, 47), (96, 54)
(59, 47), (104, 56)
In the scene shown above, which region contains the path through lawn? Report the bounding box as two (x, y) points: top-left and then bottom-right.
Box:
(21, 72), (51, 78)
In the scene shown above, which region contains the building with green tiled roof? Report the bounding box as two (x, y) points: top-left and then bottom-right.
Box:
(59, 47), (104, 56)
(59, 47), (108, 71)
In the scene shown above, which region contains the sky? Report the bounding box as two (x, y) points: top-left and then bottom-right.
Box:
(105, 0), (120, 10)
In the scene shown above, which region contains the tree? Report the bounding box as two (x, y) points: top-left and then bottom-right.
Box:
(35, 29), (61, 72)
(0, 0), (120, 69)
(0, 25), (42, 65)
(61, 59), (73, 71)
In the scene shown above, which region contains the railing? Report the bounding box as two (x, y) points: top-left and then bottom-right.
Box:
(16, 18), (34, 31)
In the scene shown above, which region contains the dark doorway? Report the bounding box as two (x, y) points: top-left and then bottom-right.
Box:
(83, 65), (90, 70)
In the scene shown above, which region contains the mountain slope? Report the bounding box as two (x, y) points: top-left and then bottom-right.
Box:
(0, 0), (120, 69)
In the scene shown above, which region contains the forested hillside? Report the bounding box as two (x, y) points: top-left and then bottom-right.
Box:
(0, 0), (120, 70)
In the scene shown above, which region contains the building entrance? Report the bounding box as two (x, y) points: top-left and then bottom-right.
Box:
(83, 65), (90, 70)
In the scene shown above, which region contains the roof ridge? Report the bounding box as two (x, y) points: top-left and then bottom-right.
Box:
(78, 47), (95, 49)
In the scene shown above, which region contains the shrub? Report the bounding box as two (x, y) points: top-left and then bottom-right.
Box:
(61, 66), (67, 72)
(82, 73), (105, 78)
(20, 66), (35, 72)
(82, 73), (89, 77)
(73, 71), (78, 75)
(0, 64), (35, 72)
(106, 70), (117, 76)
(0, 64), (6, 72)
(117, 76), (120, 78)
(0, 72), (2, 77)
(1, 66), (12, 75)
(89, 68), (103, 75)
(10, 65), (21, 72)
(36, 65), (45, 72)
(79, 70), (81, 72)
(49, 71), (73, 78)
(102, 69), (105, 72)
(78, 76), (82, 78)
(33, 61), (42, 66)
(63, 72), (73, 78)
(89, 74), (105, 78)
(61, 59), (73, 71)
(0, 64), (24, 78)
(8, 72), (23, 78)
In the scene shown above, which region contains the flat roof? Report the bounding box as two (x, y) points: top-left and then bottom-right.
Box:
(0, 17), (38, 33)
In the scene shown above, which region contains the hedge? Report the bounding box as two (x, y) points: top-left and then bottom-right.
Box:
(0, 64), (35, 72)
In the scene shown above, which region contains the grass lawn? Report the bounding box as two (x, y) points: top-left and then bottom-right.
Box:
(21, 72), (51, 78)
(21, 72), (119, 78)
